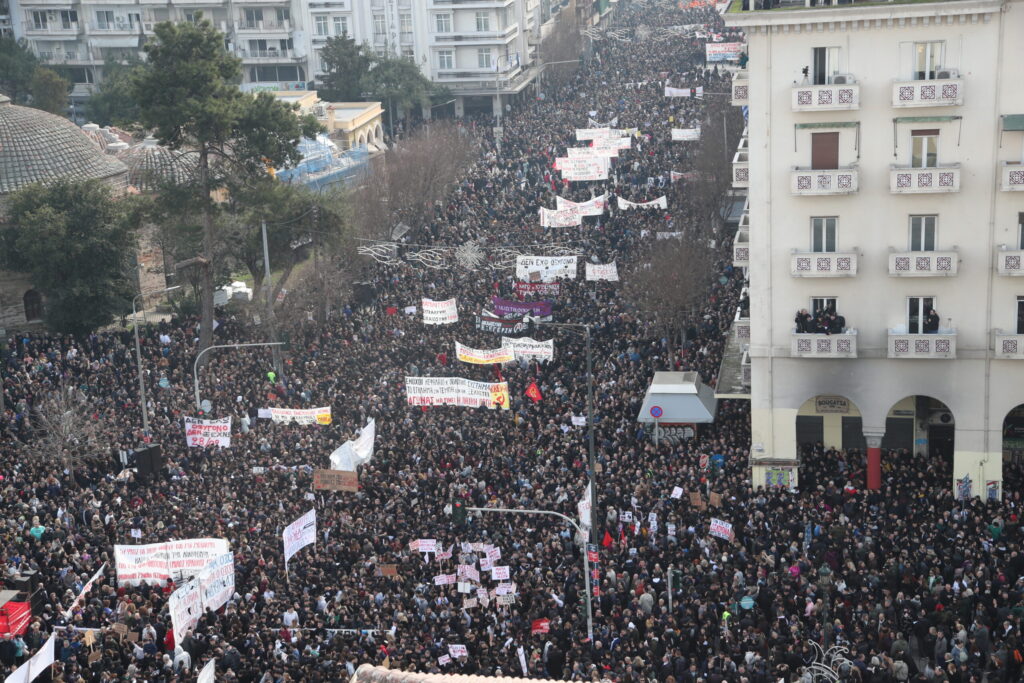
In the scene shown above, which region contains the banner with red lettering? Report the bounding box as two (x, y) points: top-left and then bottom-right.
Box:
(184, 416), (231, 448)
(114, 538), (230, 586)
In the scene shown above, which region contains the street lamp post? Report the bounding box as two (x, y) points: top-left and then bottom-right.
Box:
(818, 565), (833, 649)
(133, 285), (180, 436)
(468, 506), (594, 643)
(193, 342), (285, 411)
(526, 319), (597, 544)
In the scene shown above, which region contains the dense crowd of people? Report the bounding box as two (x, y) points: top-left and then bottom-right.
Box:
(2, 2), (1023, 683)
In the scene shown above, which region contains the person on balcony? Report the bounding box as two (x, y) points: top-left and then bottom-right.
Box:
(795, 309), (812, 333)
(924, 309), (941, 334)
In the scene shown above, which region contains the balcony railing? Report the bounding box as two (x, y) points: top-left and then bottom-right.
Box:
(790, 251), (858, 277)
(732, 150), (749, 189)
(994, 330), (1024, 359)
(791, 168), (858, 195)
(90, 22), (141, 33)
(23, 21), (81, 33)
(236, 48), (295, 60)
(887, 331), (957, 359)
(1001, 162), (1024, 192)
(733, 230), (749, 268)
(731, 71), (748, 106)
(891, 77), (963, 108)
(741, 349), (751, 385)
(890, 165), (960, 194)
(996, 247), (1024, 275)
(791, 81), (859, 112)
(791, 331), (858, 359)
(887, 250), (958, 277)
(734, 309), (750, 343)
(235, 19), (291, 31)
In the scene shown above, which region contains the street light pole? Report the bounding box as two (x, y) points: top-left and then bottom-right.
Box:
(468, 506), (594, 643)
(133, 285), (180, 436)
(261, 220), (284, 376)
(193, 342), (285, 411)
(528, 319), (597, 543)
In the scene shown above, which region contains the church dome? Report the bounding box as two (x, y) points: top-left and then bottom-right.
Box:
(116, 136), (198, 193)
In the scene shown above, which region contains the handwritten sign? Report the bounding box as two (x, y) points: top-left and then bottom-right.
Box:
(313, 469), (358, 492)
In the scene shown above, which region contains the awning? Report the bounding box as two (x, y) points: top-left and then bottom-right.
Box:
(893, 116), (961, 123)
(1003, 115), (1024, 132)
(637, 371), (718, 424)
(794, 121), (859, 129)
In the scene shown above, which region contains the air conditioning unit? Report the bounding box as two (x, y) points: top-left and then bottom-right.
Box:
(928, 411), (955, 426)
(314, 104), (326, 117)
(831, 74), (850, 85)
(144, 22), (153, 31)
(936, 68), (959, 79)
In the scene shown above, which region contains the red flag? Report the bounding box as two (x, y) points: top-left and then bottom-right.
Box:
(385, 306), (397, 316)
(602, 530), (613, 547)
(525, 382), (543, 403)
(531, 618), (550, 635)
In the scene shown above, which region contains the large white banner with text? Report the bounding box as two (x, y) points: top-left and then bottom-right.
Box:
(617, 196), (668, 211)
(269, 406), (332, 425)
(515, 256), (578, 282)
(184, 417), (231, 448)
(405, 377), (510, 410)
(539, 206), (582, 228)
(422, 298), (459, 325)
(502, 337), (555, 362)
(455, 342), (516, 365)
(555, 194), (608, 217)
(585, 261), (620, 281)
(114, 538), (230, 586)
(283, 509), (317, 567)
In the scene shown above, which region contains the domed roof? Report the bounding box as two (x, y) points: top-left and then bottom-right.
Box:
(116, 137), (198, 193)
(0, 95), (128, 197)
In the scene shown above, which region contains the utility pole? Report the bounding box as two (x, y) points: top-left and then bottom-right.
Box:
(261, 220), (284, 376)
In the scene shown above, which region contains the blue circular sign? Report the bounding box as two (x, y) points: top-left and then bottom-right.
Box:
(650, 406), (663, 418)
(740, 596), (755, 610)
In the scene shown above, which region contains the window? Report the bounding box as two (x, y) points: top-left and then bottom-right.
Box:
(315, 16), (328, 36)
(333, 16), (348, 36)
(475, 11), (490, 32)
(184, 12), (199, 24)
(248, 39), (267, 52)
(127, 12), (140, 29)
(1018, 212), (1024, 249)
(910, 215), (937, 251)
(243, 9), (262, 28)
(914, 41), (943, 80)
(59, 10), (77, 28)
(911, 130), (938, 168)
(437, 49), (453, 70)
(811, 217), (837, 253)
(435, 13), (451, 33)
(23, 290), (43, 322)
(811, 297), (836, 317)
(1018, 297), (1024, 335)
(812, 46), (839, 86)
(276, 8), (290, 24)
(95, 10), (114, 29)
(400, 13), (412, 34)
(402, 47), (414, 59)
(31, 10), (47, 29)
(907, 296), (935, 334)
(373, 14), (385, 40)
(477, 48), (492, 69)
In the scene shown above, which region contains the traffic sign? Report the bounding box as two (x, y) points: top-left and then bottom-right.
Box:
(650, 405), (663, 418)
(740, 596), (754, 610)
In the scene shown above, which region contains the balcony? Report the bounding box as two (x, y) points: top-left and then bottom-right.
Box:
(791, 168), (858, 195)
(235, 48), (297, 61)
(1001, 162), (1024, 192)
(791, 331), (858, 359)
(734, 309), (750, 343)
(90, 22), (143, 34)
(996, 247), (1024, 276)
(887, 331), (956, 359)
(732, 150), (749, 189)
(891, 77), (963, 108)
(889, 165), (960, 194)
(791, 81), (859, 112)
(234, 18), (291, 33)
(994, 331), (1024, 359)
(887, 250), (958, 277)
(790, 251), (858, 277)
(732, 230), (749, 268)
(433, 25), (517, 42)
(22, 21), (81, 35)
(731, 71), (748, 106)
(38, 49), (95, 64)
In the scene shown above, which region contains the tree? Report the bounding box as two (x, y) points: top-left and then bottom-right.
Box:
(1, 181), (138, 336)
(360, 55), (435, 132)
(30, 382), (110, 486)
(87, 57), (143, 126)
(0, 36), (39, 103)
(132, 12), (322, 353)
(316, 35), (372, 102)
(30, 66), (69, 115)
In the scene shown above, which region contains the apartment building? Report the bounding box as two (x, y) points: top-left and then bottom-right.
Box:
(724, 0), (1024, 497)
(8, 0), (573, 117)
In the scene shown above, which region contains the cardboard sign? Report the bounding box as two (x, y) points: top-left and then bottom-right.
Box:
(491, 566), (510, 581)
(671, 486), (683, 499)
(709, 492), (722, 507)
(448, 644), (468, 658)
(313, 469), (358, 492)
(709, 517), (734, 541)
(376, 564), (398, 577)
(496, 594), (516, 605)
(464, 597), (478, 609)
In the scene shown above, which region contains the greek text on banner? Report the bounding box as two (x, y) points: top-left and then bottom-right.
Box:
(184, 416), (231, 448)
(455, 342), (516, 365)
(405, 377), (510, 410)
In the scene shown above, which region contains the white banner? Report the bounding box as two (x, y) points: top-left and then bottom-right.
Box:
(405, 377), (510, 410)
(556, 194), (608, 217)
(184, 416), (231, 448)
(501, 337), (555, 362)
(422, 298), (459, 325)
(575, 127), (615, 141)
(664, 85), (704, 98)
(586, 116), (618, 128)
(269, 406), (332, 425)
(538, 206), (581, 228)
(329, 418), (376, 471)
(578, 486), (592, 533)
(199, 552), (235, 614)
(566, 147), (601, 159)
(197, 659), (216, 683)
(657, 231), (683, 240)
(515, 256), (577, 281)
(169, 576), (202, 637)
(63, 563), (105, 618)
(706, 42), (744, 62)
(557, 157), (609, 181)
(283, 509), (316, 567)
(590, 136), (631, 157)
(5, 633), (56, 683)
(585, 261), (619, 281)
(114, 538), (230, 586)
(671, 128), (701, 141)
(455, 342), (516, 365)
(709, 517), (734, 541)
(617, 196), (667, 211)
